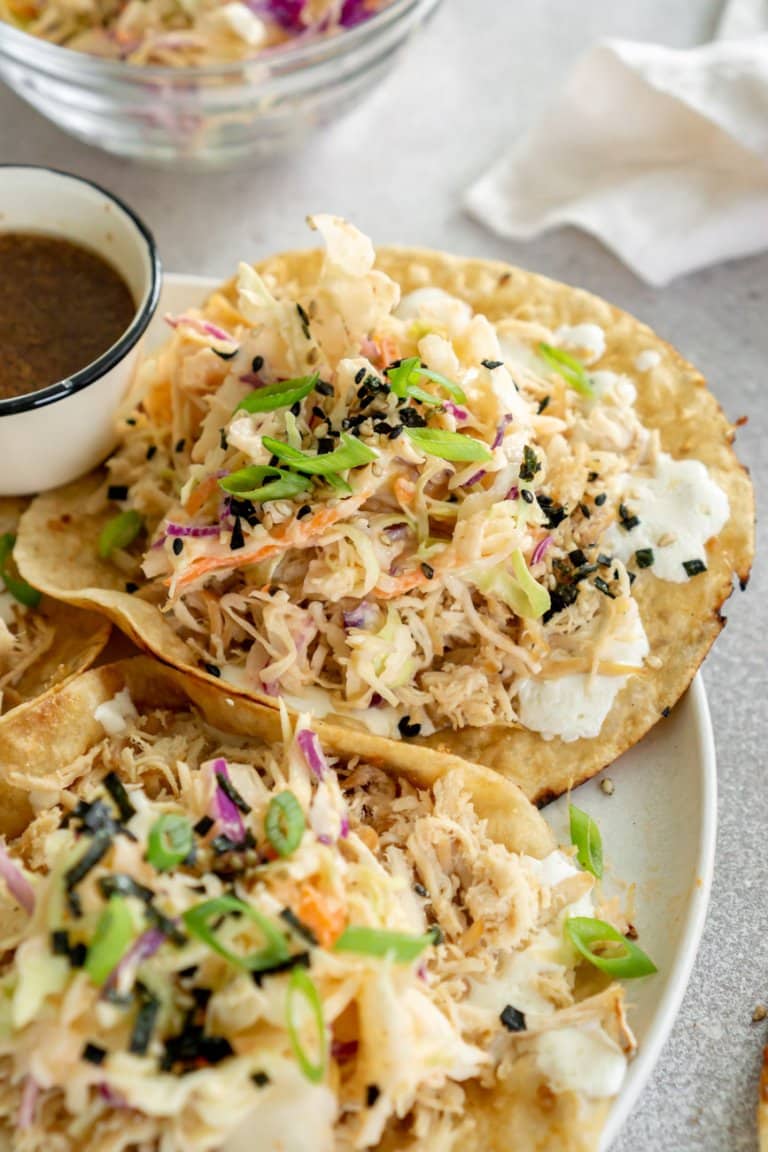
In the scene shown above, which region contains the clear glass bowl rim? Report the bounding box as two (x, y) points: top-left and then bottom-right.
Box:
(0, 0), (438, 81)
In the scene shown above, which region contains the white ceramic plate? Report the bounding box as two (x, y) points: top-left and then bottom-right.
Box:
(151, 274), (718, 1151)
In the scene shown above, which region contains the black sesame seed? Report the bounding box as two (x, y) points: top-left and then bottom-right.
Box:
(268, 454), (279, 468)
(69, 942), (87, 967)
(203, 663), (221, 679)
(635, 548), (654, 569)
(537, 395), (550, 414)
(312, 406), (326, 421)
(51, 929), (70, 956)
(397, 715), (421, 738)
(399, 408), (427, 428)
(213, 347), (238, 361)
(230, 519), (245, 551)
(421, 562), (434, 580)
(594, 492), (607, 506)
(354, 367), (366, 385)
(373, 421), (392, 434)
(414, 883), (429, 898)
(297, 505), (312, 520)
(146, 445), (157, 462)
(579, 502), (591, 519)
(290, 401), (302, 417)
(661, 706), (671, 718)
(82, 1043), (107, 1066)
(175, 438), (186, 453)
(500, 1005), (527, 1033)
(317, 437), (334, 454)
(125, 417), (137, 426)
(251, 356), (264, 374)
(588, 471), (600, 482)
(219, 429), (228, 451)
(252, 1071), (271, 1088)
(125, 582), (138, 594)
(618, 503), (640, 531)
(172, 537), (184, 556)
(107, 484), (128, 501)
(481, 359), (503, 370)
(521, 489), (534, 504)
(388, 425), (404, 440)
(628, 571), (636, 585)
(366, 1084), (381, 1107)
(315, 380), (334, 397)
(682, 558), (707, 577)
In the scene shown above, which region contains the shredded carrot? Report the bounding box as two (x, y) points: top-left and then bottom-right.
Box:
(296, 885), (346, 949)
(172, 484), (378, 591)
(144, 379), (173, 427)
(185, 473), (222, 517)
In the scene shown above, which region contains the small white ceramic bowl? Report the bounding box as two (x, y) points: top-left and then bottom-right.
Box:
(0, 166), (161, 496)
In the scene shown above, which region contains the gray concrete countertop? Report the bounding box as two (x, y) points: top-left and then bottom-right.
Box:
(0, 1), (765, 1147)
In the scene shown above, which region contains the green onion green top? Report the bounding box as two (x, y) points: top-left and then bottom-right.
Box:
(234, 373), (319, 416)
(98, 510), (143, 560)
(386, 356), (467, 405)
(219, 465), (311, 503)
(262, 433), (377, 476)
(147, 814), (194, 872)
(568, 804), (604, 879)
(538, 343), (595, 398)
(333, 925), (438, 963)
(0, 532), (41, 608)
(565, 916), (657, 979)
(265, 791), (305, 857)
(404, 427), (492, 463)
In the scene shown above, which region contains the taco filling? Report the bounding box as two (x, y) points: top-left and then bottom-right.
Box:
(83, 215), (732, 746)
(0, 689), (644, 1151)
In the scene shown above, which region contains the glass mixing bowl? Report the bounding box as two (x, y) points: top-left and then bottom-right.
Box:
(0, 0), (441, 167)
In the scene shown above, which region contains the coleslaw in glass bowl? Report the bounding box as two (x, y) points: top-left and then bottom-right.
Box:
(0, 0), (441, 166)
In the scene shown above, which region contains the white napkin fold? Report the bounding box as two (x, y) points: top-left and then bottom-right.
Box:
(465, 1), (768, 285)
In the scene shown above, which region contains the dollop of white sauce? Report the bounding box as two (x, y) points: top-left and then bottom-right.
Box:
(535, 1025), (627, 1098)
(554, 323), (606, 365)
(93, 688), (138, 736)
(394, 288), (473, 336)
(589, 369), (637, 406)
(604, 452), (730, 583)
(223, 1076), (336, 1152)
(634, 349), (661, 372)
(516, 598), (649, 742)
(0, 589), (21, 628)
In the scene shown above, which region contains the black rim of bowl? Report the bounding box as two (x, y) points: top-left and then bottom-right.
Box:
(0, 164), (162, 418)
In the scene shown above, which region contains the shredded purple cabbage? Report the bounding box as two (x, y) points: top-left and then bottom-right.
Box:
(297, 728), (328, 780)
(0, 841), (34, 916)
(492, 414), (514, 450)
(531, 536), (553, 565)
(506, 486), (519, 501)
(210, 759), (246, 842)
(18, 1076), (39, 1129)
(165, 522), (221, 539)
(444, 401), (468, 422)
(103, 927), (166, 995)
(464, 469), (486, 487)
(342, 601), (377, 629)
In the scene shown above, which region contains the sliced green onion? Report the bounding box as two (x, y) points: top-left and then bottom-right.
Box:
(324, 474), (353, 496)
(262, 433), (377, 476)
(0, 533), (41, 608)
(333, 925), (438, 963)
(386, 357), (467, 404)
(183, 895), (290, 973)
(509, 548), (551, 619)
(219, 465), (311, 503)
(286, 966), (326, 1083)
(98, 510), (143, 560)
(404, 428), (492, 463)
(565, 917), (657, 979)
(147, 814), (193, 872)
(538, 343), (595, 398)
(235, 373), (319, 416)
(265, 791), (305, 858)
(85, 895), (134, 986)
(569, 805), (603, 879)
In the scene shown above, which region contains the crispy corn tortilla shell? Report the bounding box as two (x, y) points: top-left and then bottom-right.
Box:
(0, 655), (620, 1152)
(14, 247), (754, 804)
(0, 499), (111, 721)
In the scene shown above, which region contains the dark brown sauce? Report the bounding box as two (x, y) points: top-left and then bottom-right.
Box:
(0, 232), (136, 401)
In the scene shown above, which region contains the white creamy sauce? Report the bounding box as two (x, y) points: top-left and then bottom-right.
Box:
(223, 1077), (336, 1152)
(634, 349), (661, 372)
(604, 452), (730, 583)
(516, 598), (649, 742)
(93, 688), (138, 736)
(245, 680), (436, 739)
(395, 289), (473, 336)
(553, 323), (606, 365)
(535, 1025), (627, 1098)
(589, 369), (637, 406)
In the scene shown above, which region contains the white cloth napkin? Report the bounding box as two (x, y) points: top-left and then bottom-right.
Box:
(465, 0), (768, 285)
